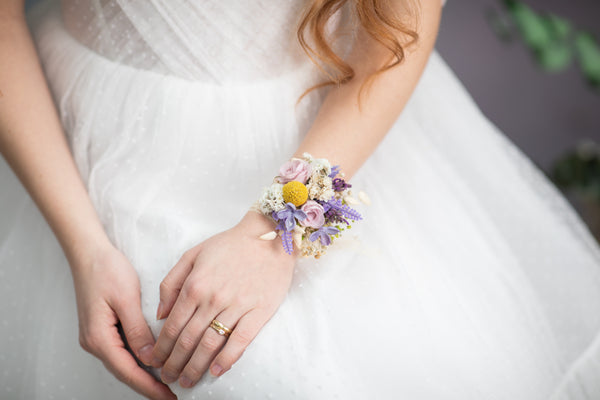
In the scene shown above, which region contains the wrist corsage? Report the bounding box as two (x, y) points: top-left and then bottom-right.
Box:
(253, 153), (369, 258)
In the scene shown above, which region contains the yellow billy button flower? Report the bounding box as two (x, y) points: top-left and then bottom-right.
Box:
(282, 181), (309, 207)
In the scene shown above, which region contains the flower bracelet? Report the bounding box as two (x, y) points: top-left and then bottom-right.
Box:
(252, 153), (370, 258)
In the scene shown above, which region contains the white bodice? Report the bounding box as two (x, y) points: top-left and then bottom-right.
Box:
(59, 0), (352, 83)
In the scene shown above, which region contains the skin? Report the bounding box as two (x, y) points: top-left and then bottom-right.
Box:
(0, 0), (441, 398)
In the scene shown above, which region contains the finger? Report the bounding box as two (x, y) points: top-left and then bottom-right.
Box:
(113, 294), (156, 366)
(158, 249), (198, 320)
(178, 306), (242, 388)
(151, 286), (198, 368)
(159, 308), (214, 384)
(207, 308), (266, 380)
(93, 320), (176, 400)
(101, 343), (177, 400)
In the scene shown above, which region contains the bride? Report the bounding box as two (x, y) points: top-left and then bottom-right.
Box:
(2, 0), (600, 399)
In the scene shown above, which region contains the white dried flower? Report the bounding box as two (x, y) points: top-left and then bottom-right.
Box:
(302, 152), (314, 162)
(343, 195), (360, 205)
(292, 231), (303, 249)
(293, 224), (306, 235)
(358, 190), (371, 205)
(307, 173), (334, 201)
(299, 237), (327, 258)
(259, 183), (286, 214)
(319, 187), (335, 202)
(259, 231), (277, 240)
(310, 158), (332, 176)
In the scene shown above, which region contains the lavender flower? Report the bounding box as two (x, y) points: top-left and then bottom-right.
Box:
(309, 226), (340, 246)
(281, 230), (294, 254)
(324, 209), (348, 225)
(332, 177), (351, 192)
(329, 165), (340, 178)
(319, 197), (362, 225)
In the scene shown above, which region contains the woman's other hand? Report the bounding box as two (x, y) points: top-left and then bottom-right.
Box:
(0, 6), (175, 398)
(72, 243), (176, 400)
(151, 211), (296, 388)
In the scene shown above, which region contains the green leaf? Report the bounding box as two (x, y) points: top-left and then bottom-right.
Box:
(504, 0), (552, 49)
(574, 32), (600, 87)
(543, 14), (571, 41)
(535, 42), (572, 72)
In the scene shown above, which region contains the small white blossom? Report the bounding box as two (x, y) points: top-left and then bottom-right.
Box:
(259, 183), (286, 214)
(310, 158), (332, 176)
(307, 173), (334, 201)
(300, 236), (327, 258)
(301, 152), (314, 162)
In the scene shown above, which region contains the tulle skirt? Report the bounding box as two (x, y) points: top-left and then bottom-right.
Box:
(2, 1), (600, 399)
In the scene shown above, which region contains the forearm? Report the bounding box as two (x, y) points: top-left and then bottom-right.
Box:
(0, 11), (111, 267)
(293, 0), (442, 179)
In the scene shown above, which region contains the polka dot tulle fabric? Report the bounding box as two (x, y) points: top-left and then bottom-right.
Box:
(2, 0), (600, 398)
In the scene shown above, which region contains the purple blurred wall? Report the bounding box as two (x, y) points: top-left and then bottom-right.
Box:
(436, 0), (600, 172)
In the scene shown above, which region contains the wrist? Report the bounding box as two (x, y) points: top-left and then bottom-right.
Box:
(239, 210), (296, 259)
(240, 209), (273, 230)
(61, 227), (115, 272)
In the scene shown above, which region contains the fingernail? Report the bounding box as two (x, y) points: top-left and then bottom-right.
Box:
(161, 371), (177, 384)
(151, 357), (164, 368)
(156, 302), (164, 320)
(179, 375), (194, 388)
(210, 363), (223, 377)
(138, 344), (153, 365)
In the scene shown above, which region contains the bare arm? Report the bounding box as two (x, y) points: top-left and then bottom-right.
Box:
(0, 3), (174, 399)
(293, 0), (443, 179)
(0, 2), (110, 265)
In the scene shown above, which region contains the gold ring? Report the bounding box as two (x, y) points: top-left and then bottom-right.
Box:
(210, 319), (232, 337)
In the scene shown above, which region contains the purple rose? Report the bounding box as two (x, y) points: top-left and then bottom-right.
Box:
(300, 200), (325, 229)
(279, 159), (311, 184)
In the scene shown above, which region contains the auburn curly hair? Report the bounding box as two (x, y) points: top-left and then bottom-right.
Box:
(296, 0), (420, 107)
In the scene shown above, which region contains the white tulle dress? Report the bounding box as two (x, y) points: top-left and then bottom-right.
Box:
(2, 0), (600, 399)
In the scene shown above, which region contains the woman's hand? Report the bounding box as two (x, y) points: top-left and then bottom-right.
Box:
(71, 242), (176, 400)
(150, 211), (296, 388)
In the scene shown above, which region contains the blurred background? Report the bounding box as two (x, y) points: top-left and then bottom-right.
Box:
(436, 0), (600, 241)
